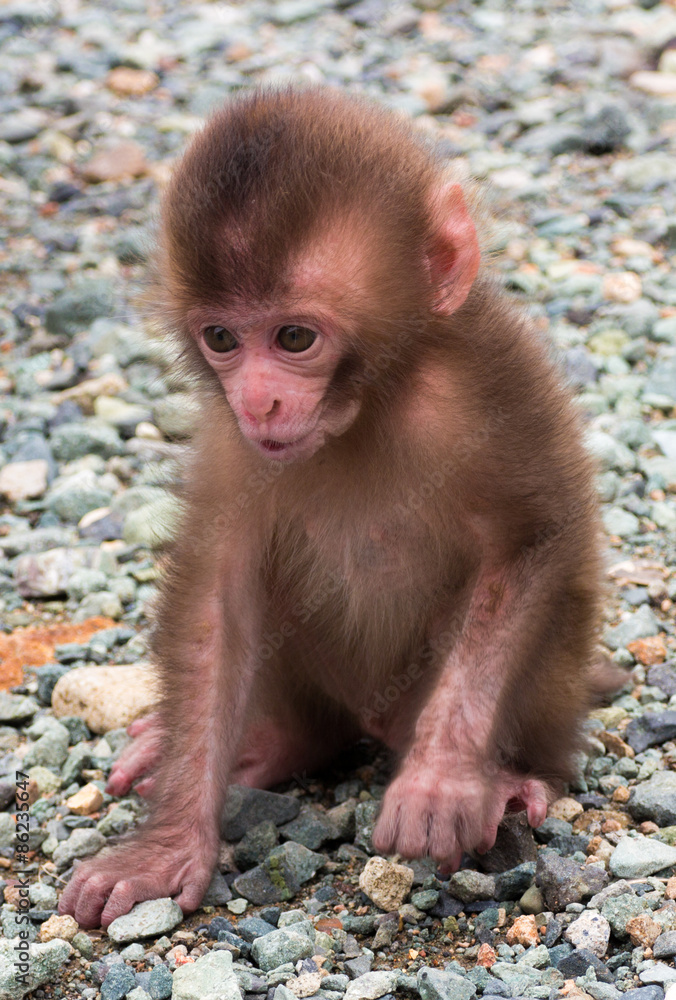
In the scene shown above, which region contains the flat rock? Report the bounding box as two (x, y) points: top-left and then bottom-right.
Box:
(0, 937), (72, 999)
(536, 849), (608, 911)
(14, 546), (111, 598)
(344, 971), (399, 1000)
(52, 664), (158, 733)
(417, 968), (476, 1000)
(251, 925), (314, 972)
(171, 949), (240, 1000)
(604, 605), (659, 650)
(233, 841), (324, 905)
(221, 786), (300, 839)
(564, 910), (611, 958)
(107, 898), (183, 944)
(629, 771), (676, 826)
(82, 141), (149, 183)
(625, 712), (676, 753)
(0, 691), (38, 724)
(610, 836), (676, 878)
(0, 459), (49, 501)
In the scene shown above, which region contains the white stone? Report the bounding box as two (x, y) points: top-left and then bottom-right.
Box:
(564, 911), (611, 958)
(358, 856), (414, 911)
(609, 835), (676, 879)
(0, 460), (49, 501)
(52, 664), (158, 733)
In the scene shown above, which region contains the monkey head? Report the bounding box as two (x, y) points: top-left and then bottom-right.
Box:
(157, 87), (480, 464)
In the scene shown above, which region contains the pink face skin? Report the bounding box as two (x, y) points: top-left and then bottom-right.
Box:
(189, 302), (361, 463)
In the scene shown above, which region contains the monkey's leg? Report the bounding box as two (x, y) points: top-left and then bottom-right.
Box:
(231, 668), (361, 788)
(107, 703), (357, 798)
(371, 552), (590, 869)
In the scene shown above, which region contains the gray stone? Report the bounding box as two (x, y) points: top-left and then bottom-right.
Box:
(0, 691), (38, 723)
(53, 827), (106, 868)
(280, 804), (339, 850)
(147, 964), (173, 999)
(621, 990), (665, 1000)
(237, 916), (277, 942)
(171, 949), (240, 1000)
(625, 712), (676, 753)
(50, 422), (124, 461)
(639, 965), (676, 985)
(101, 964), (136, 1000)
(448, 870), (496, 903)
(603, 507), (640, 538)
(233, 841), (324, 904)
(653, 931), (676, 959)
(629, 771), (676, 826)
(14, 546), (113, 598)
(536, 849), (608, 910)
(604, 605), (659, 650)
(610, 835), (676, 878)
(221, 785), (300, 840)
(601, 892), (648, 938)
(494, 862), (536, 900)
(24, 723), (69, 768)
(201, 869), (232, 907)
(344, 971), (399, 999)
(45, 280), (115, 336)
(354, 800), (379, 853)
(251, 927), (314, 972)
(107, 898), (183, 943)
(234, 819), (279, 870)
(0, 937), (71, 999)
(417, 967), (476, 1000)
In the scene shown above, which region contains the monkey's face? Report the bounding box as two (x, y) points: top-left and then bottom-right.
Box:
(190, 301), (361, 463)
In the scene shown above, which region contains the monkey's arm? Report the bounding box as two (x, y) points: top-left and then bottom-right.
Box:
(373, 509), (598, 869)
(59, 536), (262, 928)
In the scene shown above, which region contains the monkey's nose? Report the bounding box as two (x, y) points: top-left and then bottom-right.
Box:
(242, 398), (280, 423)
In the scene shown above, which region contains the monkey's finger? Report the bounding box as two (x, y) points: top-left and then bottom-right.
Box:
(437, 852), (462, 877)
(523, 781), (548, 829)
(63, 871), (112, 929)
(133, 776), (157, 797)
(100, 877), (162, 928)
(175, 872), (213, 915)
(128, 713), (158, 737)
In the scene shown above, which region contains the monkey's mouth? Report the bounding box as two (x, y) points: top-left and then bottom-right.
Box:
(259, 439), (287, 452)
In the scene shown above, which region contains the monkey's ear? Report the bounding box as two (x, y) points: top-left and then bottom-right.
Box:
(428, 183), (480, 316)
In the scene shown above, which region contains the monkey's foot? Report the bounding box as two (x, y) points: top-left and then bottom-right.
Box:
(372, 753), (549, 872)
(106, 713), (162, 796)
(230, 718), (349, 789)
(58, 829), (217, 928)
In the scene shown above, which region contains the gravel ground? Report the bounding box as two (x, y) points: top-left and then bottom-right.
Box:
(1, 0), (676, 998)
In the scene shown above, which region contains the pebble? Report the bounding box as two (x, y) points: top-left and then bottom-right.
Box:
(107, 899), (183, 943)
(171, 949), (240, 1000)
(417, 968), (476, 1000)
(221, 786), (300, 840)
(358, 856), (415, 911)
(564, 911), (612, 958)
(52, 828), (106, 869)
(52, 664), (158, 733)
(344, 971), (399, 1000)
(610, 836), (676, 879)
(629, 772), (676, 827)
(251, 925), (314, 972)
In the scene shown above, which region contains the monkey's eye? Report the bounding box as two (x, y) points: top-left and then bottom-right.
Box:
(277, 325), (317, 353)
(203, 326), (237, 353)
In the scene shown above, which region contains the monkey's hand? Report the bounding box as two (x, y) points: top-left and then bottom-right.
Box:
(106, 713), (162, 797)
(58, 830), (217, 929)
(372, 752), (548, 871)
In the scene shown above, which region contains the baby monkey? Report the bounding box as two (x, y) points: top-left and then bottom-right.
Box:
(60, 86), (604, 928)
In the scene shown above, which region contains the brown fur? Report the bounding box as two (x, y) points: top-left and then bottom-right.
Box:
(59, 85), (607, 929)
